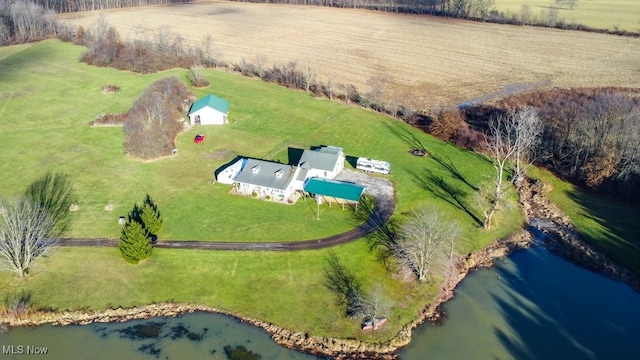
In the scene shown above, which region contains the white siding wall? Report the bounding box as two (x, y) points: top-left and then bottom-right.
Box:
(189, 107), (227, 125)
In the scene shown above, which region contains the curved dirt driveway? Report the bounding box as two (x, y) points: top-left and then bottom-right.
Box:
(60, 171), (394, 251)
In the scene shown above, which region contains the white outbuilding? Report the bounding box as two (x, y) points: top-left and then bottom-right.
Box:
(188, 94), (229, 125)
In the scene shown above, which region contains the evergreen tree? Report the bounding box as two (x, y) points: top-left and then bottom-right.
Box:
(118, 220), (152, 264)
(140, 200), (162, 235)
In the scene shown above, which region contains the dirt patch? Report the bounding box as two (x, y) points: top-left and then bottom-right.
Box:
(101, 85), (120, 94)
(204, 150), (236, 160)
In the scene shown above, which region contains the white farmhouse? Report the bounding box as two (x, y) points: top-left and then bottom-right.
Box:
(219, 146), (348, 203)
(216, 158), (246, 185)
(296, 146), (345, 179)
(188, 94), (229, 125)
(233, 159), (301, 202)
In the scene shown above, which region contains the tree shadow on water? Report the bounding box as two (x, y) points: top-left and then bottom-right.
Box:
(489, 249), (640, 360)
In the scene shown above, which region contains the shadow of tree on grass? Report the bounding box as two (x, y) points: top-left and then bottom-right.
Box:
(409, 168), (483, 227)
(384, 122), (427, 153)
(430, 153), (479, 191)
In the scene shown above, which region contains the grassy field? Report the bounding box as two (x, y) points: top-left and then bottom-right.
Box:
(0, 40), (522, 243)
(58, 1), (640, 112)
(495, 0), (640, 32)
(529, 167), (640, 274)
(0, 40), (524, 339)
(2, 242), (431, 340)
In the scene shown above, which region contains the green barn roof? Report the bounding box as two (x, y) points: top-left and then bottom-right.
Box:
(189, 94), (229, 115)
(304, 178), (365, 202)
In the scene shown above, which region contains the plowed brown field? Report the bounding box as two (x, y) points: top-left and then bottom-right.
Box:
(59, 0), (640, 110)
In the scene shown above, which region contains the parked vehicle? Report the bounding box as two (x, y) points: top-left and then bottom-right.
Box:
(356, 157), (390, 174)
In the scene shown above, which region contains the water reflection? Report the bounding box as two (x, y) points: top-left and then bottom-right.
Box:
(0, 312), (319, 360)
(400, 247), (640, 359)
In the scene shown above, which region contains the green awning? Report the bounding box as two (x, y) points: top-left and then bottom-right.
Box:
(304, 178), (365, 202)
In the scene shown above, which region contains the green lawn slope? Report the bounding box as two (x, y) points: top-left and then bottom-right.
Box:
(0, 40), (525, 340)
(529, 168), (640, 275)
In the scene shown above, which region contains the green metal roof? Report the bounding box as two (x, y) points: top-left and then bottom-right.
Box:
(304, 178), (365, 202)
(189, 94), (229, 115)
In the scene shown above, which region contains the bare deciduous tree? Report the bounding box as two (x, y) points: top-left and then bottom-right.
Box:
(365, 75), (388, 110)
(0, 197), (58, 277)
(512, 107), (542, 183)
(393, 206), (459, 282)
(360, 283), (393, 330)
(188, 66), (210, 88)
(520, 4), (533, 25)
(477, 112), (519, 229)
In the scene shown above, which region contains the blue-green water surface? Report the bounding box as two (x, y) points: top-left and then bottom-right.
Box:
(0, 312), (318, 359)
(400, 246), (640, 359)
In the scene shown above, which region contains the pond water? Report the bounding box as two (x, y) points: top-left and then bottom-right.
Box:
(0, 312), (318, 359)
(1, 246), (639, 360)
(400, 246), (640, 359)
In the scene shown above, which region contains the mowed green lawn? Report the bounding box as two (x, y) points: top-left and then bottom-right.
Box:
(0, 40), (524, 339)
(495, 0), (640, 32)
(529, 168), (640, 275)
(0, 39), (520, 243)
(4, 242), (432, 341)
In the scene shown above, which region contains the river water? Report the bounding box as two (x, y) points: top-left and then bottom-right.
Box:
(1, 246), (639, 359)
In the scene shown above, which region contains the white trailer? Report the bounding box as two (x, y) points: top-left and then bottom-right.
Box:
(356, 157), (391, 175)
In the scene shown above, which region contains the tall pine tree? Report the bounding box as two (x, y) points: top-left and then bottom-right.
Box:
(140, 201), (162, 235)
(118, 220), (152, 264)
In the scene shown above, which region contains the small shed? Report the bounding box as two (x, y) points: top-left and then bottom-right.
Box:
(188, 94), (229, 125)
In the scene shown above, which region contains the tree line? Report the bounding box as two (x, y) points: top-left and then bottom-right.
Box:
(460, 88), (640, 204)
(0, 0), (194, 44)
(17, 0), (191, 13)
(0, 0), (60, 45)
